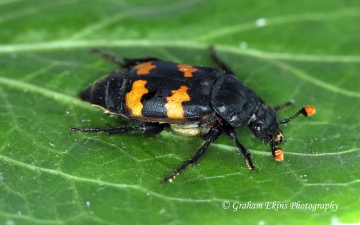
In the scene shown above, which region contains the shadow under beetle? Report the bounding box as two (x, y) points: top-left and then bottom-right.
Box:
(70, 47), (316, 183)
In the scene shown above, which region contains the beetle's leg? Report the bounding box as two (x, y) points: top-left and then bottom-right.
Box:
(162, 126), (222, 183)
(226, 128), (256, 170)
(209, 46), (235, 75)
(92, 49), (160, 70)
(92, 48), (125, 68)
(274, 101), (294, 111)
(70, 122), (166, 135)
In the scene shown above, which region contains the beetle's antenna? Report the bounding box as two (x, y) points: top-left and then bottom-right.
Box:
(279, 105), (316, 124)
(274, 101), (293, 111)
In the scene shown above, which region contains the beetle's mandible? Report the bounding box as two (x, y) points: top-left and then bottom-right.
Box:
(70, 47), (316, 183)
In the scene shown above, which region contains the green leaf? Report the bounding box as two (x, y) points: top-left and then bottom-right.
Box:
(1, 0), (360, 224)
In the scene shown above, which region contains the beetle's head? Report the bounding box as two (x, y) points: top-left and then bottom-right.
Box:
(248, 104), (316, 161)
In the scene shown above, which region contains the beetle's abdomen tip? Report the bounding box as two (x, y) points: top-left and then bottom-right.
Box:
(78, 87), (92, 102)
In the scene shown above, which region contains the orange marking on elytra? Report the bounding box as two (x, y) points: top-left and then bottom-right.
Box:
(165, 85), (191, 119)
(177, 64), (198, 78)
(135, 62), (156, 75)
(125, 80), (148, 117)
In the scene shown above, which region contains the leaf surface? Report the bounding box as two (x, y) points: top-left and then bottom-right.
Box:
(1, 1), (359, 224)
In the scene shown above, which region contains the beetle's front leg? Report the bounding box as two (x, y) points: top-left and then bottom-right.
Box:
(222, 125), (256, 170)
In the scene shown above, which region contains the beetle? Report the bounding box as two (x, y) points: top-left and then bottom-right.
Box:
(70, 47), (316, 183)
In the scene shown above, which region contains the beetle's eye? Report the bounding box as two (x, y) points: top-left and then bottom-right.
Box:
(252, 124), (267, 139)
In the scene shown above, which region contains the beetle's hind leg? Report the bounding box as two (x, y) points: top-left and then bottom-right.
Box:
(70, 122), (166, 135)
(92, 48), (125, 68)
(162, 126), (222, 183)
(92, 49), (160, 70)
(209, 46), (235, 75)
